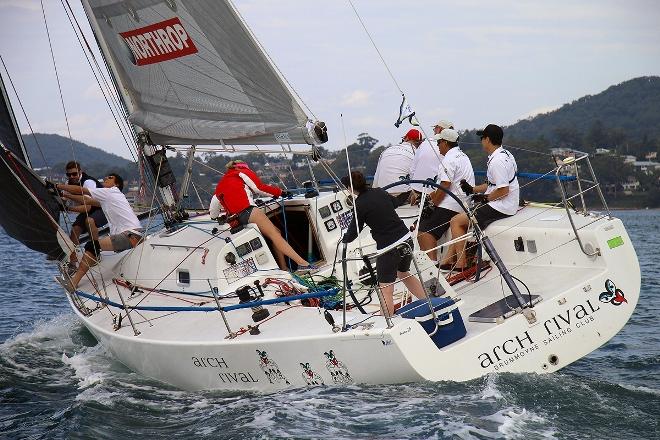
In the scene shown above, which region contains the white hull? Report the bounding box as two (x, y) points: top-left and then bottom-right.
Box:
(64, 195), (640, 391)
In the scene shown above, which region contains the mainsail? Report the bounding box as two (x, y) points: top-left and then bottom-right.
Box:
(81, 0), (319, 147)
(0, 74), (68, 260)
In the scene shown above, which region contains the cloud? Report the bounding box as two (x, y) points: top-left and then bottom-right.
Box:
(83, 85), (105, 101)
(341, 90), (371, 107)
(0, 0), (40, 11)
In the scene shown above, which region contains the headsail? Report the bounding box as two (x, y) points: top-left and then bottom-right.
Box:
(81, 0), (321, 147)
(0, 74), (69, 260)
(0, 74), (31, 166)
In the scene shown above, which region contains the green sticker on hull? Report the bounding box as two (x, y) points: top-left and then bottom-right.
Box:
(607, 236), (624, 249)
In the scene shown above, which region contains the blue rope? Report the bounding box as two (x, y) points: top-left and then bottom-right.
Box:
(74, 288), (339, 312)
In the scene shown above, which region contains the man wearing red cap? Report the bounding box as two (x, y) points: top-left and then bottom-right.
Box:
(372, 128), (424, 205)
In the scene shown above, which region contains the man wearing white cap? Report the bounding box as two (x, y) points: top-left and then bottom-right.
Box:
(417, 128), (474, 265)
(372, 128), (424, 205)
(409, 120), (454, 201)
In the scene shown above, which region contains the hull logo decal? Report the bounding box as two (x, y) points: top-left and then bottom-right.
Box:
(324, 350), (352, 384)
(300, 363), (324, 385)
(599, 279), (627, 306)
(256, 350), (290, 385)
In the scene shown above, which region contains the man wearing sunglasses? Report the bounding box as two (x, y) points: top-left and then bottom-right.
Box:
(52, 173), (143, 293)
(63, 161), (108, 274)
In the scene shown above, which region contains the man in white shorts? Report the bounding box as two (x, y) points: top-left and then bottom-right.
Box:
(52, 173), (143, 291)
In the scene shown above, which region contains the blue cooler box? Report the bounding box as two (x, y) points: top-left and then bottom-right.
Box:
(396, 297), (466, 349)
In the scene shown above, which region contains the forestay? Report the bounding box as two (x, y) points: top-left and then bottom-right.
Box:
(81, 0), (318, 147)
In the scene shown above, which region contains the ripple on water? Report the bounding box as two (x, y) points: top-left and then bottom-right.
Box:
(1, 212), (659, 439)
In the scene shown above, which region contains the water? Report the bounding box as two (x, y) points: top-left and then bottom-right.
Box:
(1, 211), (658, 439)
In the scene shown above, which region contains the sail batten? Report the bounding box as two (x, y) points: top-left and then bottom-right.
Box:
(82, 0), (319, 147)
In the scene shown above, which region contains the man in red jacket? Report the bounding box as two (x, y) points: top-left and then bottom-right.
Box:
(210, 160), (311, 270)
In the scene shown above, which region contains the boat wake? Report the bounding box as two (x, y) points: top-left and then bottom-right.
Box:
(1, 312), (657, 439)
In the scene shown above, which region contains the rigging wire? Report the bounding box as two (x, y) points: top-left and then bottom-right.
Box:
(61, 0), (139, 162)
(40, 0), (77, 160)
(347, 0), (403, 95)
(347, 1), (447, 176)
(0, 56), (50, 175)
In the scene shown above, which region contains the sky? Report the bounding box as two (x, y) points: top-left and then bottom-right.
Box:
(0, 0), (659, 160)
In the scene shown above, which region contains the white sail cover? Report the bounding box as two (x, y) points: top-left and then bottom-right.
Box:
(81, 0), (315, 146)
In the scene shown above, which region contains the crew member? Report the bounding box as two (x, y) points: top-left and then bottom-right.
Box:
(63, 161), (108, 273)
(417, 129), (474, 266)
(53, 173), (143, 292)
(209, 160), (312, 271)
(447, 124), (519, 269)
(342, 171), (427, 316)
(372, 128), (424, 205)
(409, 120), (453, 200)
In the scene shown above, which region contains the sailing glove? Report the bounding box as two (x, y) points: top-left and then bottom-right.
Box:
(471, 194), (489, 204)
(45, 180), (61, 196)
(459, 179), (473, 195)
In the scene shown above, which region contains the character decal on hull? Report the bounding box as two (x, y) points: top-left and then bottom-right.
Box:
(300, 362), (324, 386)
(323, 350), (352, 384)
(256, 350), (290, 385)
(599, 279), (627, 306)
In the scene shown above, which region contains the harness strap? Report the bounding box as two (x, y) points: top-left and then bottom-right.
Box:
(487, 149), (517, 186)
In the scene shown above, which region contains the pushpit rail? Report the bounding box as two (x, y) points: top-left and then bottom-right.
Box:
(555, 152), (610, 257)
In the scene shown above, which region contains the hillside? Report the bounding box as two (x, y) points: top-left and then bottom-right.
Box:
(17, 77), (660, 207)
(21, 133), (133, 170)
(505, 76), (660, 153)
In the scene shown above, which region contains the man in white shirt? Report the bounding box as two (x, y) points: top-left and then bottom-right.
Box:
(417, 128), (475, 265)
(372, 128), (424, 205)
(409, 120), (453, 199)
(448, 124), (519, 269)
(53, 173), (143, 291)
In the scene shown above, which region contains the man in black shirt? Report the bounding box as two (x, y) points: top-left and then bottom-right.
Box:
(63, 161), (108, 274)
(341, 171), (426, 316)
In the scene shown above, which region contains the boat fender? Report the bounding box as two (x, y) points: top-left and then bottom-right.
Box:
(84, 240), (101, 258)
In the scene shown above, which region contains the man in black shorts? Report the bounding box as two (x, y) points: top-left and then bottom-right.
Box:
(417, 128), (474, 266)
(63, 161), (108, 274)
(341, 171), (426, 316)
(447, 124), (519, 269)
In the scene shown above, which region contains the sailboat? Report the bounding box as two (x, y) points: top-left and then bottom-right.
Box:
(0, 0), (640, 391)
